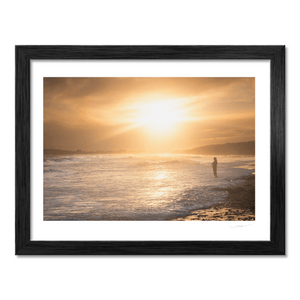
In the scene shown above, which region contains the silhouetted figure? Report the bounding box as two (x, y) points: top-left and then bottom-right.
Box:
(212, 157), (217, 177)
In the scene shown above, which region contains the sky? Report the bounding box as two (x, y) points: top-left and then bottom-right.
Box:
(44, 77), (255, 152)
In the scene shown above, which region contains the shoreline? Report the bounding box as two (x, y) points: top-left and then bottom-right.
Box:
(174, 174), (255, 221)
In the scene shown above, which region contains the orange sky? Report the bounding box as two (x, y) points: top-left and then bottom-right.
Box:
(44, 77), (255, 152)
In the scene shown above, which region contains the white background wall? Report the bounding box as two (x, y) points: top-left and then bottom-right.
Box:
(0, 1), (298, 299)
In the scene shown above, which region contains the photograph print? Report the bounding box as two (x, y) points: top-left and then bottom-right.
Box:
(44, 77), (255, 221)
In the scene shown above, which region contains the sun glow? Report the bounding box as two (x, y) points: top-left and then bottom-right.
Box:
(138, 101), (184, 131)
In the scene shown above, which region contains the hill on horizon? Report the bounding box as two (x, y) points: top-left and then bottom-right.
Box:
(175, 141), (255, 155)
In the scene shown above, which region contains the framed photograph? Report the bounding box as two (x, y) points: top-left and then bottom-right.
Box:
(15, 46), (285, 255)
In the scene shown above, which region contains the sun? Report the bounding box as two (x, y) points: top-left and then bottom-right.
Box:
(138, 101), (183, 132)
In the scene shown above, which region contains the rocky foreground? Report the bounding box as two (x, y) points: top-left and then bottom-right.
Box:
(175, 174), (255, 221)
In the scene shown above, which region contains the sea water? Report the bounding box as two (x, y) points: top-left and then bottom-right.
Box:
(43, 154), (254, 220)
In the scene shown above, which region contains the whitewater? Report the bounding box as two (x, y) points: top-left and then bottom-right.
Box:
(43, 154), (254, 220)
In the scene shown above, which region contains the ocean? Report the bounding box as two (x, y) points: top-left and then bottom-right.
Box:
(43, 154), (255, 220)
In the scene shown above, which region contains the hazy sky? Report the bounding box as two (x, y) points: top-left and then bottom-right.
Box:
(44, 77), (255, 152)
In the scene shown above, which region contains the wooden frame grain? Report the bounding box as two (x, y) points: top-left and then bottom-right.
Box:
(15, 46), (285, 255)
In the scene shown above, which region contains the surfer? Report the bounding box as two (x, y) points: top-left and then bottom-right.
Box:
(212, 157), (217, 177)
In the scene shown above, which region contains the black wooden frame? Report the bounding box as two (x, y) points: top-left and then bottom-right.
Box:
(15, 46), (285, 255)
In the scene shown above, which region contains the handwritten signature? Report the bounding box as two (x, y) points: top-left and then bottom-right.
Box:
(230, 224), (253, 229)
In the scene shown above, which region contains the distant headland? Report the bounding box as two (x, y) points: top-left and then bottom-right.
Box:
(174, 141), (255, 156)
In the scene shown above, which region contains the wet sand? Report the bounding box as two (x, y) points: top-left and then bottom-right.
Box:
(175, 174), (255, 221)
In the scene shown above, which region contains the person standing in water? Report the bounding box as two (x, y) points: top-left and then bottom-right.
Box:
(212, 157), (217, 177)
